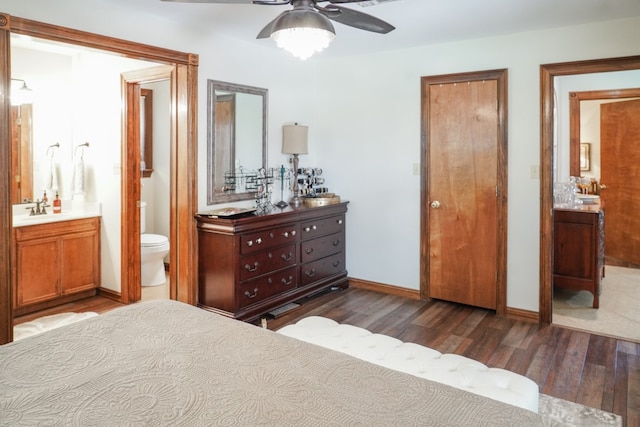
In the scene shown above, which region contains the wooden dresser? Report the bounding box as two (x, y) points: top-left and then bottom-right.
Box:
(196, 202), (348, 321)
(553, 204), (604, 308)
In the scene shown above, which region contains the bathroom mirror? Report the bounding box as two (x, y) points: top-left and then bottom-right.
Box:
(207, 80), (267, 204)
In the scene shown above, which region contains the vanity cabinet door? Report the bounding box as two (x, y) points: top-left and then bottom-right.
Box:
(15, 238), (59, 308)
(61, 226), (101, 295)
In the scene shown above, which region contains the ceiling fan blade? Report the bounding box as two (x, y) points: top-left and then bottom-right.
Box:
(319, 5), (395, 34)
(160, 0), (255, 3)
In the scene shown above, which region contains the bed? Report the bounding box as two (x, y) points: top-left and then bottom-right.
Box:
(0, 300), (543, 426)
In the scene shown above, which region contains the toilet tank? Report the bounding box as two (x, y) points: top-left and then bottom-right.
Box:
(140, 201), (146, 234)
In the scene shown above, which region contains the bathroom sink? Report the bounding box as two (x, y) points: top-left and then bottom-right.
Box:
(21, 213), (72, 220)
(13, 212), (98, 227)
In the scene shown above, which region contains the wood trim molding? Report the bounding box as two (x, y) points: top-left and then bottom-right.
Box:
(0, 16), (12, 344)
(505, 307), (539, 323)
(539, 55), (640, 324)
(96, 287), (122, 302)
(348, 278), (421, 300)
(351, 277), (541, 323)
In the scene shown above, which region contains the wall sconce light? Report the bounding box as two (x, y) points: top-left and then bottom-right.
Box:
(270, 9), (335, 60)
(11, 78), (34, 106)
(282, 123), (308, 207)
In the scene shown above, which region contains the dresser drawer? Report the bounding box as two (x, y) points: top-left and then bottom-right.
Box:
(300, 232), (345, 264)
(300, 252), (346, 286)
(240, 224), (298, 255)
(239, 244), (296, 281)
(300, 214), (344, 241)
(238, 266), (297, 308)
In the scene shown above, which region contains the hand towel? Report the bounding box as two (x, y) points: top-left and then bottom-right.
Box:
(72, 153), (85, 195)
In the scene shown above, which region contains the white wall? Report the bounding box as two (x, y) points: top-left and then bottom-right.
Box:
(2, 0), (640, 311)
(313, 17), (640, 311)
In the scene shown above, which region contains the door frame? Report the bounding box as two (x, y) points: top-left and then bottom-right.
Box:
(569, 88), (640, 176)
(420, 69), (508, 316)
(121, 66), (174, 304)
(0, 14), (199, 343)
(539, 55), (640, 324)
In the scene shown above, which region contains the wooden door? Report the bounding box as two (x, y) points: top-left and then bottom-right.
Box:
(421, 70), (507, 312)
(600, 99), (640, 267)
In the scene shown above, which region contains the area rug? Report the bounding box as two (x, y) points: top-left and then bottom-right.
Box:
(539, 393), (622, 426)
(13, 311), (99, 341)
(553, 265), (640, 343)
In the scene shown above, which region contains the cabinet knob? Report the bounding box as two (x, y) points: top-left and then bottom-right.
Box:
(281, 252), (293, 262)
(256, 237), (262, 245)
(430, 200), (441, 209)
(245, 288), (259, 299)
(304, 225), (317, 232)
(244, 262), (259, 272)
(283, 232), (289, 238)
(337, 219), (343, 225)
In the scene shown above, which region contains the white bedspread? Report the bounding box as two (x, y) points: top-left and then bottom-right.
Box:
(0, 300), (543, 426)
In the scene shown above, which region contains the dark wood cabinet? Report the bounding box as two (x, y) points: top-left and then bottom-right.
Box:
(197, 202), (348, 321)
(553, 205), (604, 308)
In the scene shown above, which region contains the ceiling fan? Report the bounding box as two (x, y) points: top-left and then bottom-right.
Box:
(161, 0), (396, 59)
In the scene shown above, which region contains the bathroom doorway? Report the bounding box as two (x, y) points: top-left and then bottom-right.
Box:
(122, 66), (173, 304)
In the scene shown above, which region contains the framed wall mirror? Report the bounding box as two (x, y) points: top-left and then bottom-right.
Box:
(207, 80), (267, 204)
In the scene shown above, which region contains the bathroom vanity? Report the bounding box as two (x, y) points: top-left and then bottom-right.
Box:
(13, 216), (101, 316)
(553, 203), (604, 308)
(196, 202), (348, 321)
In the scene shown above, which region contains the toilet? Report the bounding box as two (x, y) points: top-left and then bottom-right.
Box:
(140, 201), (170, 286)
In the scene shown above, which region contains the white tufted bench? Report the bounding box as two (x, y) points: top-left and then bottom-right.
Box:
(277, 316), (539, 413)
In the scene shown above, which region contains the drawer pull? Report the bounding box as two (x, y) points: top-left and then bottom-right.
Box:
(337, 219), (343, 225)
(256, 238), (263, 245)
(247, 240), (253, 247)
(304, 225), (318, 232)
(291, 230), (296, 236)
(245, 288), (259, 299)
(332, 260), (341, 267)
(281, 252), (293, 261)
(244, 262), (259, 272)
(304, 268), (316, 278)
(332, 240), (340, 246)
(281, 276), (293, 286)
(305, 248), (314, 255)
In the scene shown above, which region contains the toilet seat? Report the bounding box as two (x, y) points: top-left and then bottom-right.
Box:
(141, 233), (169, 248)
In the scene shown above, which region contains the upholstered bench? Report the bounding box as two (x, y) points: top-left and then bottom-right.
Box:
(277, 316), (539, 413)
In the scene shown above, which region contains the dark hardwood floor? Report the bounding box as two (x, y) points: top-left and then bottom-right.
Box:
(12, 287), (639, 426)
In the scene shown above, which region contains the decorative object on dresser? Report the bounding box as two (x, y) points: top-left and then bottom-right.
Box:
(553, 204), (604, 308)
(281, 123), (308, 207)
(196, 202), (348, 321)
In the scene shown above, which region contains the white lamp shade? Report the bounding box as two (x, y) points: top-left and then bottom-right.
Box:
(282, 124), (309, 154)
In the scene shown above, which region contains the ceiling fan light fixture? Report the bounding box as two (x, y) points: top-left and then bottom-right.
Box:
(270, 10), (336, 60)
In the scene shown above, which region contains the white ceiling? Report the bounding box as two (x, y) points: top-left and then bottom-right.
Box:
(102, 0), (640, 58)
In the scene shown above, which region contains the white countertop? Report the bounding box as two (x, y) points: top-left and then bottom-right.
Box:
(12, 201), (102, 227)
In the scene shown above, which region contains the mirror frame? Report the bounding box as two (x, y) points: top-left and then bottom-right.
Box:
(207, 79), (267, 204)
(539, 55), (640, 324)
